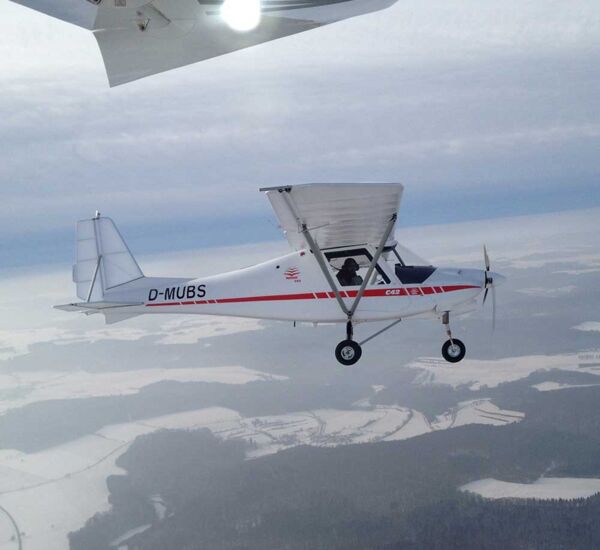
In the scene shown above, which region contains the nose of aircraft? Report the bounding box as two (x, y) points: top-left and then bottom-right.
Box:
(489, 272), (506, 287)
(458, 268), (507, 289)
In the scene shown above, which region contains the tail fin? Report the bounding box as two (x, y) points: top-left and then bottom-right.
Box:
(73, 213), (144, 302)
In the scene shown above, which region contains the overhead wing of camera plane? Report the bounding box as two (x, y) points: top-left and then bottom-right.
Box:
(10, 0), (398, 86)
(55, 183), (506, 365)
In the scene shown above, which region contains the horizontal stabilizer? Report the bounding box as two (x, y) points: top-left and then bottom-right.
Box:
(54, 301), (142, 312)
(54, 301), (143, 324)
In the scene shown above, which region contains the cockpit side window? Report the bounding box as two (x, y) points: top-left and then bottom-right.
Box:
(325, 248), (391, 287)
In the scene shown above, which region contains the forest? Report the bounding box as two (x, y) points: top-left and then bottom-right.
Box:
(70, 383), (600, 549)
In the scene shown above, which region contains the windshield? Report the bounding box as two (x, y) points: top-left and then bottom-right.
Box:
(391, 244), (430, 267)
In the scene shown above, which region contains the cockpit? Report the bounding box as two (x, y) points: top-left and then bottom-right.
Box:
(325, 244), (435, 287)
(325, 248), (391, 287)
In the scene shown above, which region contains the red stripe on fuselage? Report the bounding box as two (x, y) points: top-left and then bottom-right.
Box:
(440, 285), (477, 292)
(144, 285), (479, 307)
(216, 292), (316, 304)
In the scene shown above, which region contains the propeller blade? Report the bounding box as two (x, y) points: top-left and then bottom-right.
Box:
(491, 285), (497, 331)
(483, 244), (490, 272)
(483, 287), (489, 305)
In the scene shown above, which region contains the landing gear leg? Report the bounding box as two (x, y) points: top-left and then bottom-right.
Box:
(441, 312), (466, 363)
(335, 319), (362, 366)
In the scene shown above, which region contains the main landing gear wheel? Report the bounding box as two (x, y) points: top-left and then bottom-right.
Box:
(335, 340), (362, 366)
(442, 339), (466, 363)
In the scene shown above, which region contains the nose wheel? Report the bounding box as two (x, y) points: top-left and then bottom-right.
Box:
(440, 311), (466, 363)
(442, 338), (466, 363)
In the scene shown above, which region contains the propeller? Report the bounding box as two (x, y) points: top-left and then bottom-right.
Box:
(482, 245), (497, 330)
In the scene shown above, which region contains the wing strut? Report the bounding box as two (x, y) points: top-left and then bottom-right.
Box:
(278, 188), (397, 323)
(279, 189), (350, 316)
(358, 318), (402, 346)
(302, 225), (351, 316)
(349, 213), (397, 317)
(86, 255), (102, 303)
(86, 212), (105, 303)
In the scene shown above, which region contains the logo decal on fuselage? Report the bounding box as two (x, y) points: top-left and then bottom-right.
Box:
(148, 284), (206, 302)
(284, 267), (301, 282)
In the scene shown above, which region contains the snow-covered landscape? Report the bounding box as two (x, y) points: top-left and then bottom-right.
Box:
(461, 477), (600, 500)
(0, 207), (599, 548)
(0, 365), (284, 414)
(0, 396), (528, 549)
(410, 354), (600, 390)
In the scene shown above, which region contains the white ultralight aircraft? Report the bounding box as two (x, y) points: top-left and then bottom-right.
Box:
(10, 0), (398, 86)
(55, 183), (506, 365)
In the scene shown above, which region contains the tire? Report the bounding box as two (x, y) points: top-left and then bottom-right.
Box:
(441, 338), (466, 363)
(335, 340), (362, 366)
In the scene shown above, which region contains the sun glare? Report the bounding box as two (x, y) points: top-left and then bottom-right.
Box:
(221, 0), (262, 32)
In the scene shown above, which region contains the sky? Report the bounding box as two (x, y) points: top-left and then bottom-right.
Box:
(1, 0), (599, 269)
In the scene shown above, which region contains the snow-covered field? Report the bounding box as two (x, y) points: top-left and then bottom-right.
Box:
(0, 407), (241, 550)
(410, 354), (599, 390)
(0, 397), (527, 549)
(110, 524), (152, 547)
(461, 477), (600, 500)
(0, 366), (285, 414)
(435, 399), (524, 429)
(229, 406), (429, 456)
(0, 442), (125, 550)
(532, 381), (600, 392)
(573, 322), (600, 333)
(0, 316), (265, 362)
(0, 510), (18, 550)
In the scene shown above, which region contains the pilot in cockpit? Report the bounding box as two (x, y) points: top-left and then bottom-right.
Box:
(336, 258), (363, 287)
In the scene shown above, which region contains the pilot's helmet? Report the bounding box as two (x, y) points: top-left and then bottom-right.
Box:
(342, 258), (360, 271)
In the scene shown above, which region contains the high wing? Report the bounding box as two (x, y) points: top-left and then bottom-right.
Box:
(261, 182), (403, 250)
(11, 0), (398, 86)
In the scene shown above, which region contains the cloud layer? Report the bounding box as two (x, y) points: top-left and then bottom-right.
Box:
(1, 0), (599, 267)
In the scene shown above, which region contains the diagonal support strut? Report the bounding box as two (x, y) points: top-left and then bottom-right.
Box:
(86, 255), (103, 303)
(358, 318), (402, 346)
(349, 213), (397, 318)
(278, 189), (397, 329)
(279, 189), (350, 316)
